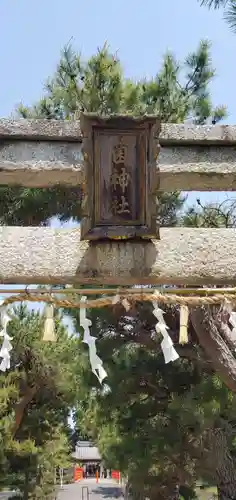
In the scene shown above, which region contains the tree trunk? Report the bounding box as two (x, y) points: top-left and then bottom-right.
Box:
(190, 306), (236, 392)
(204, 423), (236, 500)
(23, 468), (30, 500)
(218, 484), (236, 500)
(13, 384), (37, 436)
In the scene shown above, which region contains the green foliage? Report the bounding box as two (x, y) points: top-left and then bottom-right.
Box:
(0, 40), (226, 226)
(183, 198), (236, 227)
(179, 485), (198, 499)
(7, 428), (70, 499)
(71, 299), (236, 496)
(0, 186), (83, 226)
(198, 0), (236, 33)
(18, 41), (225, 123)
(0, 372), (19, 475)
(199, 0), (228, 8)
(67, 198), (236, 496)
(0, 39), (230, 499)
(0, 306), (80, 498)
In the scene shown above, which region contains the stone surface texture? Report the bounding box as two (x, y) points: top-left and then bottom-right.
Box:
(0, 141), (84, 186)
(0, 119), (236, 285)
(158, 146), (236, 191)
(0, 120), (236, 189)
(0, 119), (236, 143)
(0, 226), (236, 285)
(0, 118), (82, 140)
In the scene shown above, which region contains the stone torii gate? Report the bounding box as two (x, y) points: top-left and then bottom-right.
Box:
(2, 114), (236, 500)
(0, 114), (235, 287)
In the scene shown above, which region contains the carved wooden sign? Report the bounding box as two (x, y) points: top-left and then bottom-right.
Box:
(80, 114), (161, 241)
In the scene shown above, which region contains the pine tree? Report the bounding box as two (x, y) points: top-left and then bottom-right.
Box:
(0, 372), (19, 478)
(0, 40), (226, 226)
(0, 305), (81, 499)
(70, 293), (236, 499)
(67, 195), (236, 500)
(198, 0), (236, 33)
(0, 41), (230, 499)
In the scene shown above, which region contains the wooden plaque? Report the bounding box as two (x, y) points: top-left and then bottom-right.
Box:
(80, 114), (161, 241)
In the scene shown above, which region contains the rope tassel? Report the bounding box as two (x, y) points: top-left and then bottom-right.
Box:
(42, 304), (57, 342)
(179, 305), (189, 344)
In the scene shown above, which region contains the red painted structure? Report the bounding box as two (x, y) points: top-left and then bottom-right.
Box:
(74, 467), (83, 482)
(112, 470), (120, 481)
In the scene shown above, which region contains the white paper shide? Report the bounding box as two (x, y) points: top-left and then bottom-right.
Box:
(80, 296), (107, 384)
(0, 300), (12, 372)
(152, 300), (179, 364)
(229, 309), (236, 344)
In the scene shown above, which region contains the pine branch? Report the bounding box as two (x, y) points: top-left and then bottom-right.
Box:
(224, 0), (236, 32)
(198, 0), (228, 8)
(13, 385), (38, 437)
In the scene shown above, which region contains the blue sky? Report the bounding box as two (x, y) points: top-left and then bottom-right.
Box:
(1, 0), (234, 121)
(0, 0), (235, 303)
(1, 0), (234, 208)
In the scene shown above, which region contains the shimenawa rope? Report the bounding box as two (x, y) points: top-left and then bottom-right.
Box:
(2, 291), (236, 309)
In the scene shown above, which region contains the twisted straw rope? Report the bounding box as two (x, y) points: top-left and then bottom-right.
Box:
(3, 291), (236, 309)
